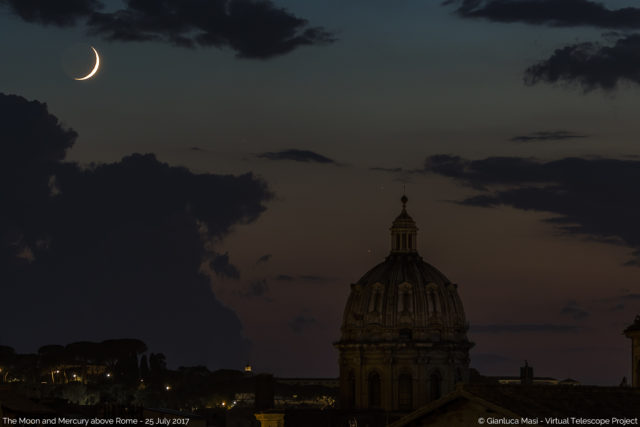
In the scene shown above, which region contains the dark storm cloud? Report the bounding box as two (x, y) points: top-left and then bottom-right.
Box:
(446, 1), (640, 90)
(0, 93), (272, 368)
(257, 149), (336, 164)
(236, 279), (270, 299)
(424, 155), (640, 264)
(256, 254), (272, 264)
(561, 301), (590, 320)
(450, 0), (640, 29)
(289, 314), (316, 333)
(210, 252), (240, 279)
(472, 324), (581, 333)
(0, 0), (334, 59)
(510, 131), (588, 143)
(0, 0), (102, 26)
(525, 34), (640, 91)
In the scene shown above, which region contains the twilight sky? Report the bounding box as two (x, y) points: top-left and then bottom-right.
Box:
(3, 0), (640, 385)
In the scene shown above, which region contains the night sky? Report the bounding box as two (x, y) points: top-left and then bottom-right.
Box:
(3, 0), (640, 386)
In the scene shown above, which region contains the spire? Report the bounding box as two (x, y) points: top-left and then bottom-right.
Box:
(390, 193), (418, 254)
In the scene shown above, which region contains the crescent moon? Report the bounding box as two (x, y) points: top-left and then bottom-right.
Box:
(74, 47), (100, 81)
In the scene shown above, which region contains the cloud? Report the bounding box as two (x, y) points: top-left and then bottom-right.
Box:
(525, 34), (640, 91)
(257, 149), (336, 164)
(450, 0), (640, 29)
(210, 252), (240, 279)
(610, 303), (625, 311)
(510, 131), (588, 143)
(236, 279), (270, 299)
(289, 314), (316, 333)
(444, 2), (640, 91)
(424, 154), (640, 264)
(0, 0), (102, 27)
(256, 254), (272, 264)
(561, 301), (590, 320)
(0, 93), (273, 369)
(471, 323), (582, 333)
(0, 0), (334, 59)
(370, 167), (407, 173)
(273, 274), (332, 282)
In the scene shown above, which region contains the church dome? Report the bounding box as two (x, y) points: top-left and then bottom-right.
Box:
(339, 195), (470, 344)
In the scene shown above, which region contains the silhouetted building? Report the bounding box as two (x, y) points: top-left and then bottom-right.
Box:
(0, 390), (55, 423)
(255, 374), (275, 411)
(485, 362), (578, 386)
(624, 315), (640, 387)
(389, 384), (640, 426)
(520, 361), (533, 385)
(334, 195), (473, 413)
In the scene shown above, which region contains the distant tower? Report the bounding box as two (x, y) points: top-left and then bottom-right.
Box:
(335, 195), (473, 412)
(624, 316), (640, 387)
(520, 361), (533, 385)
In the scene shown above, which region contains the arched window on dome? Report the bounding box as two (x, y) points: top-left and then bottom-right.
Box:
(369, 284), (384, 313)
(429, 371), (442, 401)
(427, 289), (435, 315)
(398, 373), (413, 411)
(398, 283), (413, 314)
(368, 371), (382, 408)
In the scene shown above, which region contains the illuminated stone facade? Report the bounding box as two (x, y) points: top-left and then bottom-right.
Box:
(335, 196), (473, 412)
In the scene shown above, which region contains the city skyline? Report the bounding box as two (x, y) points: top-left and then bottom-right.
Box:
(2, 0), (640, 386)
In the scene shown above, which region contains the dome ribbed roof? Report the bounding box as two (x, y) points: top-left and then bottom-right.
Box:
(357, 253), (450, 287)
(339, 196), (470, 344)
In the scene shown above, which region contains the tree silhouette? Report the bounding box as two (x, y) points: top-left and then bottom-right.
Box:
(66, 341), (100, 384)
(0, 345), (16, 383)
(38, 344), (67, 383)
(140, 354), (149, 380)
(100, 339), (146, 384)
